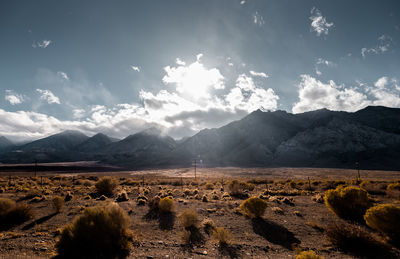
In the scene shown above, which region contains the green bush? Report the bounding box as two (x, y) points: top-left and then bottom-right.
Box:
(324, 186), (373, 221)
(240, 197), (267, 218)
(0, 198), (33, 230)
(364, 204), (400, 242)
(296, 250), (325, 259)
(52, 196), (64, 213)
(95, 177), (118, 197)
(179, 209), (199, 228)
(56, 202), (132, 258)
(158, 197), (174, 213)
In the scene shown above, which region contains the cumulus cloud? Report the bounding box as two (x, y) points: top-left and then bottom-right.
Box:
(374, 76), (388, 88)
(361, 35), (393, 57)
(57, 71), (69, 80)
(36, 89), (61, 104)
(32, 40), (52, 48)
(249, 70), (269, 78)
(4, 90), (24, 105)
(309, 7), (333, 36)
(131, 66), (140, 72)
(292, 75), (400, 113)
(253, 12), (265, 27)
(226, 74), (279, 112)
(292, 75), (369, 113)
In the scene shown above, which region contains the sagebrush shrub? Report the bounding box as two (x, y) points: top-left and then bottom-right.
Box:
(325, 221), (390, 257)
(212, 227), (232, 245)
(324, 186), (373, 221)
(116, 191), (129, 202)
(95, 177), (118, 197)
(240, 197), (267, 218)
(56, 202), (132, 258)
(0, 198), (33, 230)
(0, 198), (15, 213)
(296, 250), (325, 259)
(52, 196), (64, 213)
(202, 218), (216, 235)
(179, 209), (199, 228)
(158, 197), (174, 213)
(387, 182), (400, 191)
(364, 204), (400, 243)
(228, 180), (253, 198)
(205, 183), (214, 190)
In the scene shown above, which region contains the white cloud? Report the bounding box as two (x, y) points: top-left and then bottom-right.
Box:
(316, 58), (335, 67)
(253, 12), (265, 27)
(361, 35), (393, 57)
(176, 58), (186, 66)
(374, 77), (388, 89)
(240, 1), (246, 5)
(57, 71), (69, 80)
(293, 75), (400, 114)
(226, 74), (279, 112)
(292, 75), (369, 113)
(36, 89), (61, 104)
(309, 7), (333, 36)
(249, 70), (269, 78)
(131, 66), (140, 72)
(32, 40), (52, 48)
(72, 109), (85, 119)
(5, 90), (24, 105)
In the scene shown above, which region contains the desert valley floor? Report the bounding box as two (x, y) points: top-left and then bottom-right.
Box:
(0, 167), (399, 259)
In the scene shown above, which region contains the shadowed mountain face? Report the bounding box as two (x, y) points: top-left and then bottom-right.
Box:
(0, 136), (14, 150)
(1, 106), (400, 170)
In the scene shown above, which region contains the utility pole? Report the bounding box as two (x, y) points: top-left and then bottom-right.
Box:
(356, 161), (360, 180)
(194, 158), (197, 181)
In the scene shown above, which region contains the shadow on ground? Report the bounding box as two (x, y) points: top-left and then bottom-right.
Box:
(23, 213), (57, 230)
(251, 217), (300, 250)
(218, 243), (241, 259)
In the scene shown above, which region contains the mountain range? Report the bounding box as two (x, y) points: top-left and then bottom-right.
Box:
(1, 105), (400, 170)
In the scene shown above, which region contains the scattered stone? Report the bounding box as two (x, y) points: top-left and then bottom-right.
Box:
(271, 206), (284, 214)
(65, 191), (73, 201)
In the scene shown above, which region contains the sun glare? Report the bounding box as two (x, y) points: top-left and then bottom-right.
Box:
(162, 56), (224, 100)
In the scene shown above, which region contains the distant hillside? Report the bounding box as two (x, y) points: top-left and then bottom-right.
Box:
(1, 106), (400, 170)
(0, 136), (14, 150)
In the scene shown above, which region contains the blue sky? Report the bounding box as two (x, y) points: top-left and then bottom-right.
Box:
(0, 0), (399, 141)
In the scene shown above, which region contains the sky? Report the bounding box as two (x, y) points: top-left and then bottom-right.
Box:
(0, 0), (400, 141)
